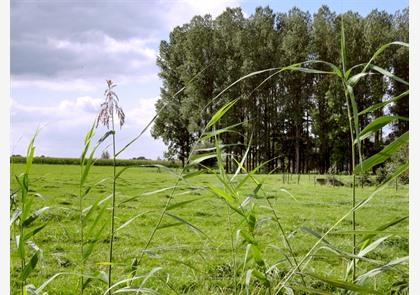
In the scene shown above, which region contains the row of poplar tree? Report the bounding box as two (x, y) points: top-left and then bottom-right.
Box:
(151, 5), (408, 174)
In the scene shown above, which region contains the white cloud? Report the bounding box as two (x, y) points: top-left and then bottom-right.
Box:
(126, 96), (159, 128)
(11, 95), (101, 127)
(11, 1), (242, 90)
(11, 73), (159, 92)
(11, 78), (98, 92)
(103, 36), (157, 57)
(10, 0), (243, 159)
(11, 95), (166, 159)
(58, 96), (102, 113)
(163, 0), (241, 29)
(48, 34), (157, 59)
(186, 0), (241, 15)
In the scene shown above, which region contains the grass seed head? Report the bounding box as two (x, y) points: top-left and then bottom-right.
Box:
(96, 80), (125, 129)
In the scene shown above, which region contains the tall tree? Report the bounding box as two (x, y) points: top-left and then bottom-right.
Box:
(311, 5), (339, 173)
(278, 7), (312, 173)
(389, 8), (409, 138)
(152, 5), (408, 173)
(152, 26), (195, 166)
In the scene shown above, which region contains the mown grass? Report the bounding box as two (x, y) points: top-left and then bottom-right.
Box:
(10, 163), (408, 294)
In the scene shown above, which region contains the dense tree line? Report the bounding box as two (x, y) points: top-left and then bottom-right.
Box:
(151, 5), (408, 174)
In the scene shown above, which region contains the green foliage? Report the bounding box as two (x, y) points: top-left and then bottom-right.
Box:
(10, 131), (49, 293)
(375, 142), (409, 184)
(154, 6), (408, 176)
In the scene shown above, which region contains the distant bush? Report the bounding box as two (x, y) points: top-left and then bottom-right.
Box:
(375, 142), (409, 185)
(10, 156), (181, 168)
(132, 156), (149, 160)
(357, 173), (374, 186)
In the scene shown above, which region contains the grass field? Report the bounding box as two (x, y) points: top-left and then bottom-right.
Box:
(10, 163), (408, 294)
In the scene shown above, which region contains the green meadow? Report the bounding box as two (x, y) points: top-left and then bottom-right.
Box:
(10, 163), (408, 294)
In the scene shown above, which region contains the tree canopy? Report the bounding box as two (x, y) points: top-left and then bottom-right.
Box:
(151, 5), (408, 174)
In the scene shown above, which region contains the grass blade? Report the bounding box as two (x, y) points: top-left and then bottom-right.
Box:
(303, 271), (381, 294)
(355, 132), (408, 173)
(358, 91), (408, 115)
(357, 116), (408, 143)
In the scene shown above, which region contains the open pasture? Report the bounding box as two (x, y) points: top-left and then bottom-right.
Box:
(10, 163), (408, 294)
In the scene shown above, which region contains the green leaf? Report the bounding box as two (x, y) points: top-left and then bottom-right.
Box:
(346, 85), (363, 171)
(34, 273), (66, 294)
(347, 72), (369, 86)
(80, 156), (94, 187)
(345, 63), (365, 78)
(301, 227), (371, 262)
(83, 196), (104, 223)
(234, 158), (273, 192)
(165, 212), (208, 238)
(250, 244), (265, 267)
(245, 269), (253, 295)
(113, 287), (159, 294)
(205, 98), (240, 130)
(329, 230), (405, 236)
(293, 67), (335, 75)
(97, 130), (115, 145)
(83, 223), (107, 261)
(301, 226), (332, 246)
(139, 267), (162, 288)
(81, 123), (95, 163)
(355, 132), (409, 173)
(201, 122), (243, 140)
(369, 64), (409, 85)
(189, 153), (217, 166)
(119, 186), (178, 205)
(82, 270), (108, 290)
(359, 216), (408, 249)
(22, 207), (49, 227)
(21, 251), (40, 280)
(340, 18), (347, 75)
(346, 236), (391, 277)
(157, 222), (183, 230)
(85, 202), (107, 238)
(25, 129), (39, 175)
(356, 256), (408, 284)
(115, 167), (130, 180)
(303, 271), (381, 294)
(355, 163), (409, 212)
(83, 178), (109, 198)
(278, 188), (297, 201)
(362, 41), (408, 74)
(288, 285), (333, 295)
(21, 188), (34, 221)
(359, 236), (390, 257)
(10, 208), (22, 226)
(23, 223), (47, 240)
(240, 230), (256, 244)
(231, 133), (253, 182)
(359, 91), (408, 115)
(116, 211), (152, 232)
(252, 269), (270, 287)
(207, 185), (236, 204)
(166, 196), (207, 211)
(84, 122), (95, 145)
(16, 235), (25, 259)
(356, 116), (408, 143)
(181, 169), (205, 179)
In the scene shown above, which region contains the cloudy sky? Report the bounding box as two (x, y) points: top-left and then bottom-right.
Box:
(11, 0), (407, 159)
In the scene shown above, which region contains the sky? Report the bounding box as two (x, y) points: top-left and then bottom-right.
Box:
(10, 0), (409, 160)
